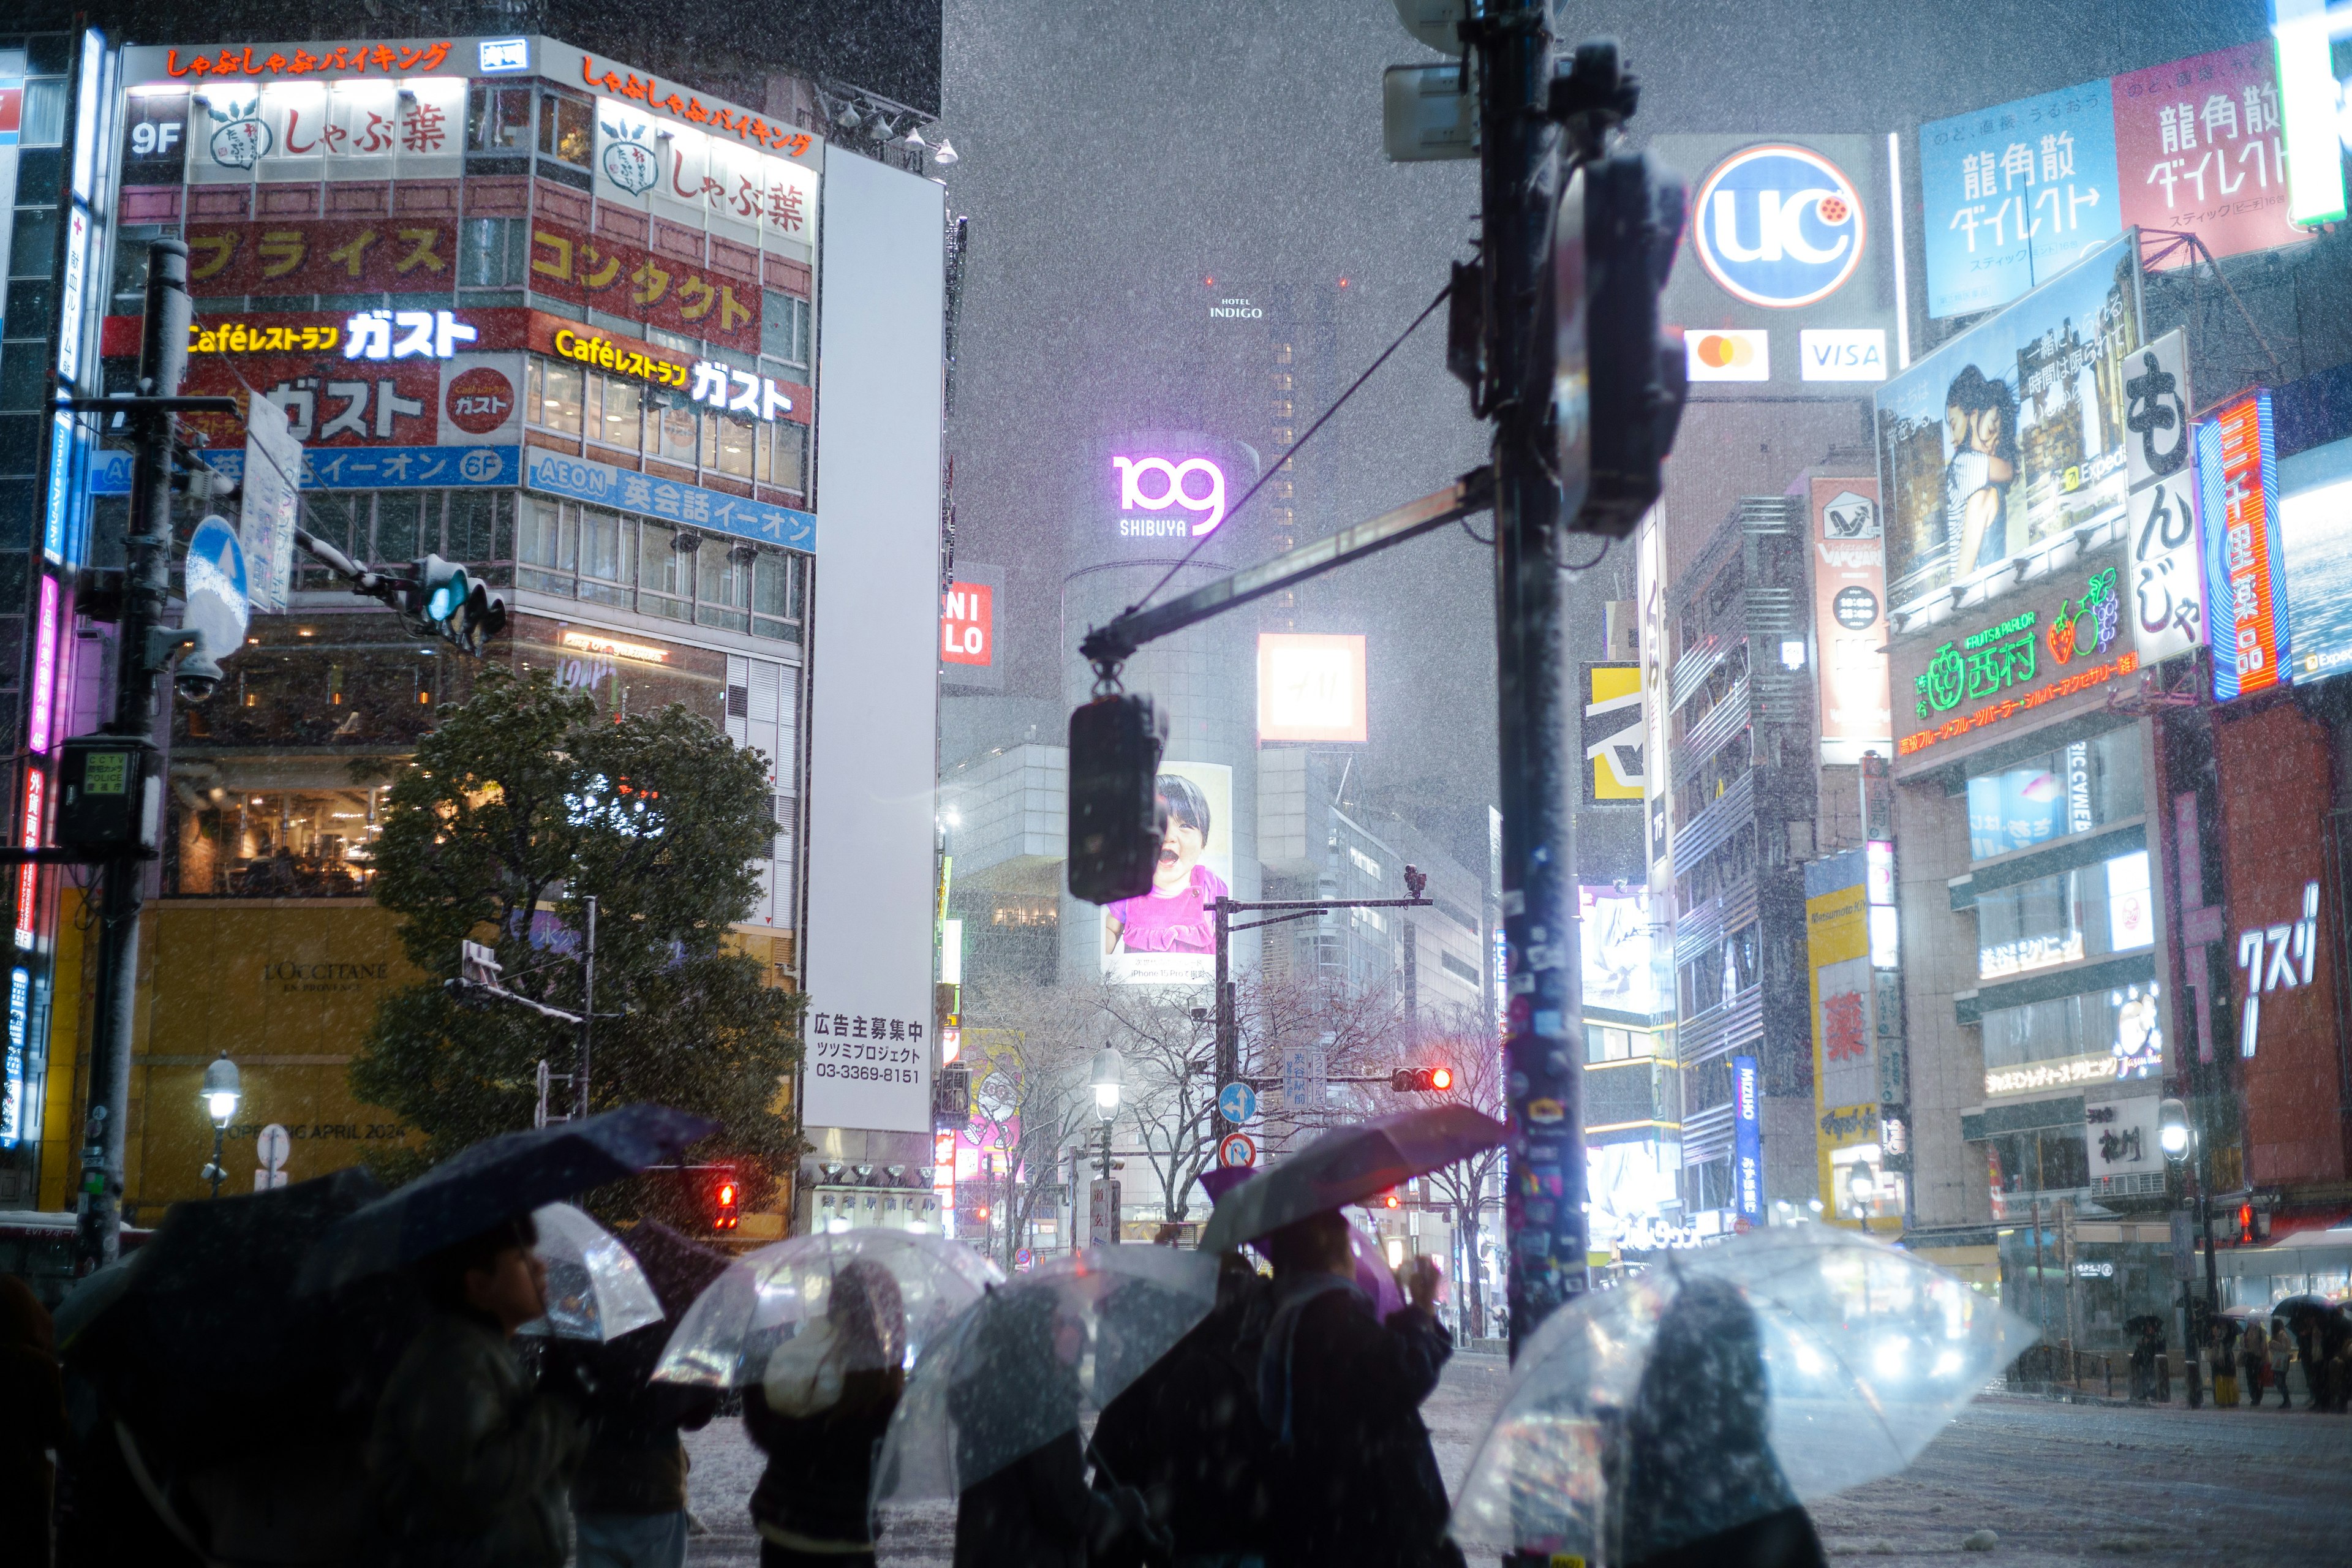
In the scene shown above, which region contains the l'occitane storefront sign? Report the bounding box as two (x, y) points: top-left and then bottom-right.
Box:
(97, 901), (424, 1212)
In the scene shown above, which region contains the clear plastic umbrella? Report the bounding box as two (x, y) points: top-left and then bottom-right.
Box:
(516, 1202), (665, 1342)
(873, 1245), (1220, 1504)
(1451, 1226), (2036, 1566)
(651, 1227), (1003, 1388)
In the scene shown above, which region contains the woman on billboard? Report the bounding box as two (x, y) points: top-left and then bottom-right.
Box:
(1945, 365), (2019, 576)
(1103, 774), (1227, 958)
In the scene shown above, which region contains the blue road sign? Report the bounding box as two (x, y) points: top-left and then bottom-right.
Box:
(1218, 1080), (1259, 1126)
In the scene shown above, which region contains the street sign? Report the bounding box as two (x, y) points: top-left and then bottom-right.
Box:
(240, 392), (301, 614)
(1281, 1046), (1326, 1110)
(183, 515), (250, 665)
(1218, 1132), (1257, 1169)
(1014, 1246), (1033, 1270)
(1217, 1080), (1259, 1126)
(254, 1122), (289, 1191)
(1382, 64), (1476, 162)
(1088, 1178), (1121, 1248)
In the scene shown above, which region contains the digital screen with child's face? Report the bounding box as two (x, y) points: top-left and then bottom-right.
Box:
(1100, 760), (1233, 986)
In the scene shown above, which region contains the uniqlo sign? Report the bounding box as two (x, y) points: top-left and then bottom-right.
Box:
(941, 581), (992, 666)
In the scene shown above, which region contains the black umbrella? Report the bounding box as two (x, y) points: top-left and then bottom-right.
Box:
(59, 1166), (405, 1456)
(1199, 1105), (1506, 1253)
(296, 1103), (718, 1292)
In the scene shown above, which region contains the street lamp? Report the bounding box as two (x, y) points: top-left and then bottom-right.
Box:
(2158, 1093), (2212, 1407)
(199, 1052), (241, 1197)
(1091, 1047), (1123, 1180)
(2158, 1096), (2191, 1159)
(1848, 1164), (1875, 1216)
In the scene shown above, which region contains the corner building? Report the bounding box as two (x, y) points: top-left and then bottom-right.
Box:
(12, 30), (942, 1224)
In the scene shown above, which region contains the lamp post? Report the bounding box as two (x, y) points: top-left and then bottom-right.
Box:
(198, 1052), (241, 1198)
(2158, 1094), (2208, 1408)
(1091, 1047), (1123, 1179)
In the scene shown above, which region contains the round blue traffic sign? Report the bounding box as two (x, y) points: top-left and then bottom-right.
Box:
(1691, 143), (1866, 310)
(1218, 1080), (1258, 1126)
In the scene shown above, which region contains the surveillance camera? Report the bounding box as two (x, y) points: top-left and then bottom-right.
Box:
(175, 649), (225, 704)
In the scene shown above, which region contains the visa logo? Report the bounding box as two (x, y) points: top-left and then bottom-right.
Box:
(1800, 328), (1887, 382)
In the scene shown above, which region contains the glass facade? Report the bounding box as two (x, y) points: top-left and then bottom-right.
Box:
(1980, 981), (2164, 1098)
(1976, 848), (2154, 980)
(1965, 726), (2144, 862)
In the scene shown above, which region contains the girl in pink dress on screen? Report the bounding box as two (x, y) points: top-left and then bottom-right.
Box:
(1104, 774), (1227, 957)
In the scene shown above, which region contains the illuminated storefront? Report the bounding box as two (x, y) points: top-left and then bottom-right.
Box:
(21, 29), (880, 1215)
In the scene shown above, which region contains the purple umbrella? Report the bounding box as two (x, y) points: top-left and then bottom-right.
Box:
(1197, 1106), (1506, 1254)
(1201, 1163), (1404, 1316)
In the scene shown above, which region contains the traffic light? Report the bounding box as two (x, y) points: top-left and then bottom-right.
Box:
(409, 554), (508, 655)
(1390, 1066), (1455, 1093)
(2238, 1204), (2255, 1245)
(1068, 692), (1166, 904)
(713, 1174), (740, 1232)
(1383, 1190), (1401, 1210)
(1551, 40), (1688, 538)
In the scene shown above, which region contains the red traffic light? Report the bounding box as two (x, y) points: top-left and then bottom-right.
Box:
(1430, 1066), (1454, 1091)
(2238, 1203), (2255, 1244)
(713, 1177), (739, 1231)
(1384, 1191), (1401, 1208)
(1390, 1066), (1454, 1093)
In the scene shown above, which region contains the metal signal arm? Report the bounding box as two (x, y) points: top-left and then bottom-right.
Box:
(1078, 469), (1493, 669)
(295, 526), (415, 609)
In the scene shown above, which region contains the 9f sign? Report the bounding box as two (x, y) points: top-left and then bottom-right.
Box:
(1113, 456), (1227, 539)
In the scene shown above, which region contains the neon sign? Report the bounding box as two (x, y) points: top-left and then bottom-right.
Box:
(560, 630), (668, 664)
(164, 42), (455, 78)
(192, 319), (342, 354)
(1899, 650), (2141, 756)
(688, 361), (794, 423)
(1733, 1055), (1763, 1222)
(1912, 568), (2122, 724)
(0, 967), (26, 1148)
(28, 578), (57, 755)
(2238, 879), (2320, 1057)
(551, 326), (688, 390)
(15, 771), (43, 952)
(2198, 390), (2287, 701)
(344, 309), (477, 361)
(1112, 456), (1227, 540)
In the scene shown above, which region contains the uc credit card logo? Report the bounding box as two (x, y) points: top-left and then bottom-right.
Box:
(1692, 143), (1865, 309)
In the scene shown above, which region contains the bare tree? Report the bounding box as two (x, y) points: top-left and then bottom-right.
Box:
(1102, 986), (1219, 1223)
(958, 978), (1109, 1268)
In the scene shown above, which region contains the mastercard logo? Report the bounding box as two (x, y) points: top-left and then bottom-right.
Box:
(1693, 333), (1757, 368)
(1685, 328), (1771, 380)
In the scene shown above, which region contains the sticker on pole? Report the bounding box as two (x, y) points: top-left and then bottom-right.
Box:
(183, 515), (250, 662)
(1218, 1132), (1257, 1169)
(1217, 1080), (1259, 1126)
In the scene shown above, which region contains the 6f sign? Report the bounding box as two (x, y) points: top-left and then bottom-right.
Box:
(1693, 144), (1866, 309)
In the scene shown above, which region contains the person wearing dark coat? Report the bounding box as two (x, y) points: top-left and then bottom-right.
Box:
(743, 1258), (906, 1567)
(1605, 1276), (1826, 1568)
(364, 1213), (587, 1568)
(1, 1276), (66, 1568)
(949, 1287), (1161, 1568)
(1091, 1251), (1277, 1568)
(545, 1321), (720, 1567)
(1254, 1208), (1463, 1568)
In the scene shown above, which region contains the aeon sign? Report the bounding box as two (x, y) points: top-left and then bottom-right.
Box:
(1112, 455), (1227, 540)
(1692, 144), (1866, 309)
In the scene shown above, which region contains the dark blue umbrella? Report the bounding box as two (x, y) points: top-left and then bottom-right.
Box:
(1198, 1105), (1505, 1253)
(296, 1103), (718, 1292)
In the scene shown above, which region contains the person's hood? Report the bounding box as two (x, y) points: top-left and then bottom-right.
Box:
(762, 1319), (848, 1417)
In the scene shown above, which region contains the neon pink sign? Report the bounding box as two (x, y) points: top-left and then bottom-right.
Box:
(1112, 455), (1226, 539)
(26, 576), (56, 756)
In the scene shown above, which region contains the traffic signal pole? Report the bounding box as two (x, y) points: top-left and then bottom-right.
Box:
(75, 241), (195, 1272)
(1475, 0), (1593, 1355)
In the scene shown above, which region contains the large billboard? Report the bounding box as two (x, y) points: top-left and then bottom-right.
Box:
(802, 153), (942, 1135)
(1649, 134), (1899, 395)
(1578, 884), (1659, 1020)
(2281, 432), (2352, 687)
(1919, 77), (2122, 319)
(1918, 41), (2309, 317)
(1257, 633), (1368, 744)
(1581, 662), (1644, 804)
(1810, 477), (1890, 765)
(1101, 760), (1234, 987)
(1877, 233), (2141, 627)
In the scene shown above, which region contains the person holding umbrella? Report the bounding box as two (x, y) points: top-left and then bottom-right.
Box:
(365, 1210), (589, 1568)
(742, 1257), (908, 1567)
(545, 1221), (729, 1568)
(1195, 1106), (1507, 1568)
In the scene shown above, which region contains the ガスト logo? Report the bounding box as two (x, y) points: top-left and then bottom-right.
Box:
(1112, 456), (1226, 540)
(1692, 143), (1865, 309)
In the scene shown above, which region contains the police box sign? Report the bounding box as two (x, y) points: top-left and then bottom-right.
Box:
(1651, 133), (1900, 399)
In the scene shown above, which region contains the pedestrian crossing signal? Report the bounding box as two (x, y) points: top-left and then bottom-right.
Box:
(714, 1177), (739, 1231)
